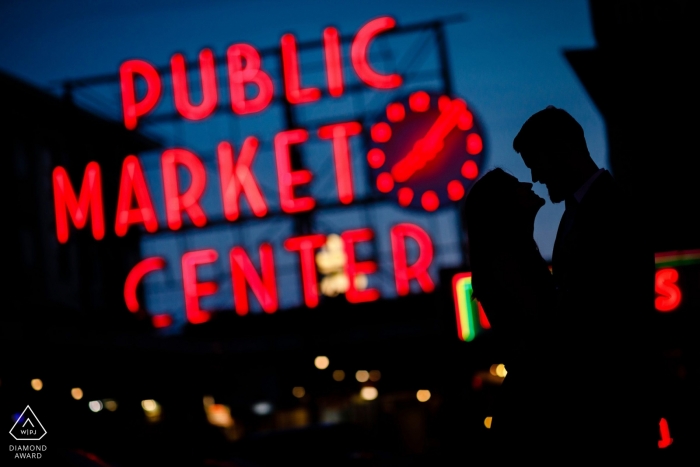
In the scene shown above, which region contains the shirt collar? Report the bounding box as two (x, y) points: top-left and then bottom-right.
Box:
(573, 168), (605, 204)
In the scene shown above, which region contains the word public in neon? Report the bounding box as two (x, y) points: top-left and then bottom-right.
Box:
(120, 17), (401, 129)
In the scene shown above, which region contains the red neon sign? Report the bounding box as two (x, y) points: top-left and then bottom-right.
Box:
(341, 228), (380, 303)
(390, 223), (435, 296)
(52, 162), (105, 243)
(122, 224), (436, 321)
(171, 49), (218, 120)
(217, 139), (268, 221)
(124, 257), (165, 312)
(182, 249), (218, 324)
(119, 16), (401, 127)
(655, 268), (681, 312)
(318, 122), (362, 205)
(161, 148), (208, 230)
(274, 129), (315, 213)
(119, 59), (161, 130)
(284, 234), (327, 308)
(115, 155), (158, 236)
(281, 33), (322, 104)
(231, 244), (278, 315)
(351, 17), (402, 89)
(227, 44), (274, 115)
(323, 27), (344, 97)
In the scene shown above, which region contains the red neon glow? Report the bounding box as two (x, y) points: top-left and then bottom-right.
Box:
(231, 244), (278, 315)
(386, 103), (405, 122)
(458, 111), (473, 131)
(152, 314), (172, 328)
(281, 34), (321, 104)
(52, 162), (105, 243)
(392, 99), (467, 182)
(284, 234), (327, 308)
(115, 155), (158, 236)
(123, 257), (166, 312)
(658, 418), (673, 449)
(376, 173), (394, 193)
(409, 91), (430, 112)
(274, 129), (315, 213)
(323, 27), (344, 97)
(478, 302), (491, 329)
(390, 223), (435, 295)
(318, 122), (361, 204)
(466, 134), (483, 155)
(227, 44), (274, 114)
(182, 249), (218, 324)
(438, 95), (451, 112)
(217, 139), (268, 221)
(367, 148), (385, 168)
(171, 49), (218, 120)
(371, 122), (392, 143)
(162, 149), (208, 230)
(351, 17), (402, 89)
(655, 268), (682, 312)
(421, 191), (439, 211)
(398, 187), (413, 206)
(120, 60), (161, 130)
(341, 228), (380, 303)
(447, 180), (464, 201)
(462, 160), (479, 179)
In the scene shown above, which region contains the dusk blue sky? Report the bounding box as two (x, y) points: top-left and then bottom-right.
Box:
(1, 0), (606, 327)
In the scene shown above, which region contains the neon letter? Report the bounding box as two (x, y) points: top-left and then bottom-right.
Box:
(341, 228), (380, 303)
(52, 162), (105, 243)
(658, 418), (673, 449)
(161, 149), (208, 230)
(323, 27), (344, 97)
(227, 44), (274, 114)
(120, 59), (161, 130)
(318, 122), (361, 204)
(217, 139), (268, 221)
(171, 49), (218, 120)
(284, 234), (326, 308)
(281, 33), (321, 104)
(390, 223), (435, 295)
(230, 244), (278, 315)
(351, 17), (402, 89)
(274, 129), (315, 213)
(115, 155), (158, 236)
(655, 268), (682, 312)
(124, 257), (165, 312)
(182, 249), (218, 324)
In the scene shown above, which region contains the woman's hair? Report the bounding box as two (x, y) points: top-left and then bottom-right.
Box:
(461, 168), (537, 292)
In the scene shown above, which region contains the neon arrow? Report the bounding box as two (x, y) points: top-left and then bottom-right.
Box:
(391, 99), (467, 182)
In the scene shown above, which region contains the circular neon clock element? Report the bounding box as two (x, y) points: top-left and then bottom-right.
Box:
(367, 91), (486, 211)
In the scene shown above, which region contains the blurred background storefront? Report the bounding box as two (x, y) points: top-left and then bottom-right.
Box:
(1, 1), (697, 465)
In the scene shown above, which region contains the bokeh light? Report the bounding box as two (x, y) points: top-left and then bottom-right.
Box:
(292, 386), (305, 398)
(360, 387), (378, 401)
(71, 387), (83, 400)
(416, 390), (431, 402)
(30, 379), (43, 391)
(355, 370), (369, 382)
(88, 400), (103, 413)
(314, 356), (330, 370)
(333, 370), (345, 381)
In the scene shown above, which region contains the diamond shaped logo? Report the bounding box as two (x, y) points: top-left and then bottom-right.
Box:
(9, 406), (46, 441)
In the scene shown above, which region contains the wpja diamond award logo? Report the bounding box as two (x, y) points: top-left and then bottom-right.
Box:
(9, 406), (47, 459)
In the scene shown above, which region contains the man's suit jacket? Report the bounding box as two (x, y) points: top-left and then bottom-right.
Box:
(549, 170), (657, 457)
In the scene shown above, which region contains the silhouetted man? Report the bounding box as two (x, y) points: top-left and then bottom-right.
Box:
(513, 106), (657, 459)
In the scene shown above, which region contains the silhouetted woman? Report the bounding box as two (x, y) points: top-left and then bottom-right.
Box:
(462, 168), (555, 456)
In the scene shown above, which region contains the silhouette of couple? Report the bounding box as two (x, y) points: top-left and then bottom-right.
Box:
(463, 107), (657, 460)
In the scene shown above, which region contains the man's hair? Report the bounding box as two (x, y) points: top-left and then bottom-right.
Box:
(513, 106), (589, 156)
